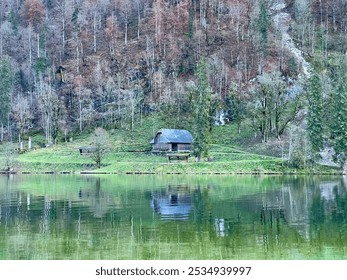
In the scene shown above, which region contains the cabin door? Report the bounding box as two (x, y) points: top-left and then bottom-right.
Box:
(172, 143), (178, 152)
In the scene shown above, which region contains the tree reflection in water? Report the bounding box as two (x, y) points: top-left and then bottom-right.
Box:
(0, 175), (347, 259)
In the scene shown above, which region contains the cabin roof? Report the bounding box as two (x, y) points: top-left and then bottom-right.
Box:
(150, 129), (193, 144)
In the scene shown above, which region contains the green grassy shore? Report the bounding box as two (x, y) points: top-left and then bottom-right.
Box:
(0, 117), (340, 175)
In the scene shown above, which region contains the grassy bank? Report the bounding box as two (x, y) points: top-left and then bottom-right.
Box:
(0, 116), (341, 175)
(9, 143), (284, 174)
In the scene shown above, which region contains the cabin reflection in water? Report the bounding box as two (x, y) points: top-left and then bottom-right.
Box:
(151, 185), (192, 220)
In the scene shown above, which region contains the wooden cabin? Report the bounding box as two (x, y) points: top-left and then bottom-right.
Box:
(78, 146), (97, 155)
(150, 129), (193, 152)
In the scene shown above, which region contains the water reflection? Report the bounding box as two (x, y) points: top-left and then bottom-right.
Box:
(151, 184), (192, 220)
(214, 218), (233, 237)
(0, 175), (347, 259)
(78, 178), (110, 218)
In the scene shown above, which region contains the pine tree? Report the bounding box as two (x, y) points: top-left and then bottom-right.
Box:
(191, 58), (211, 161)
(228, 87), (244, 134)
(330, 58), (347, 169)
(307, 71), (323, 159)
(0, 58), (12, 142)
(259, 0), (270, 53)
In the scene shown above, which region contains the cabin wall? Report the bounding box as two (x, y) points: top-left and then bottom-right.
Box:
(152, 143), (192, 152)
(152, 143), (172, 152)
(178, 144), (192, 151)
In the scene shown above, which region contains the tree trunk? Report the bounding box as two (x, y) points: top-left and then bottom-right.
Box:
(93, 12), (97, 52)
(288, 131), (293, 160)
(76, 41), (79, 73)
(124, 12), (128, 45)
(29, 25), (32, 64)
(28, 137), (32, 150)
(137, 1), (140, 40)
(37, 32), (40, 57)
(62, 17), (65, 54)
(79, 99), (82, 132)
(131, 93), (134, 131)
(8, 113), (12, 142)
(1, 123), (3, 142)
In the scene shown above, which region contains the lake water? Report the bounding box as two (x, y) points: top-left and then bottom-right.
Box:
(0, 175), (346, 260)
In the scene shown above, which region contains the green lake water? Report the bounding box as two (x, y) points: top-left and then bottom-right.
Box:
(0, 175), (347, 260)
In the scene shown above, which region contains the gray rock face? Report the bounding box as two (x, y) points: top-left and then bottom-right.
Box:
(271, 0), (312, 79)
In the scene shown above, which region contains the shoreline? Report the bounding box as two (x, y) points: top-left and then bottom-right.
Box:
(0, 170), (343, 175)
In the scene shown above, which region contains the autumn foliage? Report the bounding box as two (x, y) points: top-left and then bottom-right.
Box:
(0, 0), (346, 145)
(23, 0), (45, 29)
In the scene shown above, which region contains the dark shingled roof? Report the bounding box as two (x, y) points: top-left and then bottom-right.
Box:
(150, 129), (193, 144)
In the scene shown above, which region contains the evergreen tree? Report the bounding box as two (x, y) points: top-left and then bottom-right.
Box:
(307, 71), (323, 159)
(0, 58), (12, 142)
(8, 10), (19, 35)
(191, 58), (211, 161)
(330, 58), (347, 169)
(259, 0), (270, 52)
(228, 87), (245, 134)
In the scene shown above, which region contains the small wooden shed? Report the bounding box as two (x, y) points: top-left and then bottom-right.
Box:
(78, 146), (97, 155)
(150, 129), (193, 152)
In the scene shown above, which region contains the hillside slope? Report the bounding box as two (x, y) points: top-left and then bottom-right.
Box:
(1, 0), (347, 171)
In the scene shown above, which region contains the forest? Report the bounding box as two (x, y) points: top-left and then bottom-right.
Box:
(0, 0), (347, 171)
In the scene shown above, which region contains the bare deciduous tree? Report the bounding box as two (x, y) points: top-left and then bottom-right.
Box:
(1, 142), (17, 171)
(12, 94), (32, 142)
(90, 127), (109, 168)
(36, 80), (62, 145)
